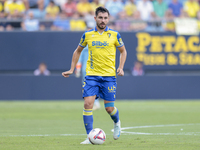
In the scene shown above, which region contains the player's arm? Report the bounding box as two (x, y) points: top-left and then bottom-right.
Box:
(62, 45), (84, 77)
(117, 45), (127, 76)
(75, 48), (84, 78)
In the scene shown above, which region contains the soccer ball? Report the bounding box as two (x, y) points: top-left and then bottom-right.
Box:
(88, 128), (106, 145)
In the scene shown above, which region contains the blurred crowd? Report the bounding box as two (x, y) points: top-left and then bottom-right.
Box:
(0, 0), (200, 31)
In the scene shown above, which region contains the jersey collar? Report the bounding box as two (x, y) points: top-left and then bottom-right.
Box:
(94, 26), (109, 32)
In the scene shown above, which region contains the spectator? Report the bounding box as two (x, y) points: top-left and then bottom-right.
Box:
(39, 13), (54, 30)
(132, 61), (144, 76)
(62, 0), (77, 17)
(30, 4), (46, 19)
(168, 0), (183, 17)
(22, 0), (29, 11)
(4, 0), (26, 17)
(70, 12), (86, 31)
(76, 0), (92, 17)
(146, 11), (164, 32)
(0, 2), (3, 12)
(0, 12), (13, 31)
(108, 21), (116, 30)
(27, 0), (43, 9)
(130, 10), (147, 31)
(4, 0), (26, 30)
(51, 12), (70, 31)
(21, 11), (39, 31)
(105, 0), (124, 19)
(196, 11), (200, 31)
(99, 0), (106, 5)
(45, 0), (59, 19)
(153, 0), (168, 18)
(90, 0), (104, 13)
(0, 12), (5, 31)
(136, 0), (154, 21)
(115, 10), (130, 31)
(53, 0), (65, 9)
(179, 9), (189, 18)
(162, 9), (175, 32)
(124, 0), (137, 17)
(34, 62), (51, 76)
(184, 0), (199, 18)
(0, 0), (6, 12)
(84, 11), (95, 29)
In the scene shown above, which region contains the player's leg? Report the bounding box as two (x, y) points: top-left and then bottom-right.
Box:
(100, 77), (121, 140)
(104, 100), (121, 140)
(82, 74), (100, 111)
(81, 76), (100, 144)
(104, 101), (119, 123)
(83, 95), (96, 135)
(80, 96), (96, 144)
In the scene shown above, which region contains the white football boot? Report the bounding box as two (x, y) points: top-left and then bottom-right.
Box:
(80, 138), (91, 144)
(113, 120), (121, 140)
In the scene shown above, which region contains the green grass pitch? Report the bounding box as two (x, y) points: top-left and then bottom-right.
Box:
(0, 100), (200, 150)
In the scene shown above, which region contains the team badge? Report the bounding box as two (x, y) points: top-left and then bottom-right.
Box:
(107, 33), (111, 38)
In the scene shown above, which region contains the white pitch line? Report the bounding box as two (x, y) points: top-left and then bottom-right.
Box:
(120, 123), (200, 130)
(2, 134), (86, 137)
(121, 131), (199, 136)
(111, 123), (200, 136)
(2, 123), (200, 137)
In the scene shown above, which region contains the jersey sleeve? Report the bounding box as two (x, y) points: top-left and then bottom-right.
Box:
(79, 32), (87, 48)
(115, 32), (124, 48)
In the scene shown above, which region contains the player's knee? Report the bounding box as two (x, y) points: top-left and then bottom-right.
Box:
(84, 101), (93, 109)
(105, 107), (114, 114)
(104, 102), (115, 113)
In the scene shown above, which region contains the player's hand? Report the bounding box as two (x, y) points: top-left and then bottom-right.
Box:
(117, 68), (124, 76)
(62, 70), (73, 78)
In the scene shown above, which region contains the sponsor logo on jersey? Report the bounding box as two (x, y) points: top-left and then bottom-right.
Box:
(92, 41), (109, 46)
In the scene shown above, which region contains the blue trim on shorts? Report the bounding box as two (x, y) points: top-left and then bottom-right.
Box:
(104, 102), (114, 108)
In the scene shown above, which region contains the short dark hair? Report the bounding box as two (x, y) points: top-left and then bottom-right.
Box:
(95, 6), (110, 16)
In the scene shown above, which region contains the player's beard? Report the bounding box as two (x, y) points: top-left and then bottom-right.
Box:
(97, 22), (106, 30)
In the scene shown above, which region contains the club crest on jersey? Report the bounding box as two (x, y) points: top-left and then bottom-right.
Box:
(107, 33), (111, 38)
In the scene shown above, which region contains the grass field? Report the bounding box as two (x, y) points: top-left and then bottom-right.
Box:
(0, 100), (200, 150)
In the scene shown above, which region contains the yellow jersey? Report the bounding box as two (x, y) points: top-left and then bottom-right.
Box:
(4, 1), (25, 15)
(184, 1), (199, 18)
(70, 19), (86, 31)
(79, 26), (124, 77)
(45, 5), (59, 17)
(77, 2), (92, 14)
